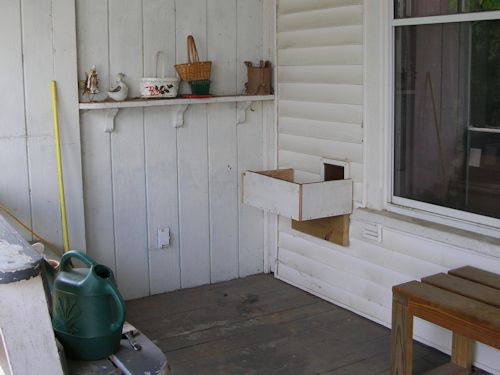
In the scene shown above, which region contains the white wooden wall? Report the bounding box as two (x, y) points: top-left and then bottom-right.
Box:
(275, 0), (500, 372)
(77, 0), (276, 299)
(0, 1), (86, 253)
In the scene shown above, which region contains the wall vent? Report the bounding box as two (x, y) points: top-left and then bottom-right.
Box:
(362, 222), (382, 243)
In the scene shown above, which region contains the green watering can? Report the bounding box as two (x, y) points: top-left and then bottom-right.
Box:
(50, 251), (126, 360)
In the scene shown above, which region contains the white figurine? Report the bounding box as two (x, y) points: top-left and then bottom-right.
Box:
(86, 65), (100, 94)
(108, 73), (128, 101)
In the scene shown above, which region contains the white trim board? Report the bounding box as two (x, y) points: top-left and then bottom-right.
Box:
(362, 0), (500, 233)
(393, 10), (500, 26)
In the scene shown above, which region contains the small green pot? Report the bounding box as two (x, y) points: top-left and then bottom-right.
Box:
(190, 80), (211, 95)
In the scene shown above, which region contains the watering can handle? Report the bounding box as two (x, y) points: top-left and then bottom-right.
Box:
(60, 250), (97, 271)
(106, 284), (126, 332)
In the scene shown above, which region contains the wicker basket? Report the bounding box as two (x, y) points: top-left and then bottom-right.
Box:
(175, 35), (212, 82)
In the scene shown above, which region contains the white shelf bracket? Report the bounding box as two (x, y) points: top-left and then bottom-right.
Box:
(173, 105), (189, 128)
(104, 108), (119, 133)
(237, 101), (254, 125)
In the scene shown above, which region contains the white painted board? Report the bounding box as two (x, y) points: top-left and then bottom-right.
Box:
(243, 171), (300, 220)
(78, 0), (115, 268)
(207, 0), (239, 283)
(237, 0), (265, 277)
(0, 277), (64, 375)
(53, 0), (87, 252)
(176, 0), (211, 288)
(301, 179), (353, 220)
(144, 106), (181, 294)
(243, 170), (353, 221)
(109, 0), (149, 300)
(142, 0), (180, 295)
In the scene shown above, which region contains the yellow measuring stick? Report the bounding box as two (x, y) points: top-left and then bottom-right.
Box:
(51, 81), (70, 252)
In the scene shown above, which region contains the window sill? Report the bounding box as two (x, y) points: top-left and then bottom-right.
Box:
(351, 207), (500, 259)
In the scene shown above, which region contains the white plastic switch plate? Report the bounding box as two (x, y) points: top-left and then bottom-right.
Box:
(157, 226), (170, 248)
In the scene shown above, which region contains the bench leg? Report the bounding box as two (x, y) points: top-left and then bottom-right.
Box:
(391, 296), (413, 375)
(451, 334), (473, 372)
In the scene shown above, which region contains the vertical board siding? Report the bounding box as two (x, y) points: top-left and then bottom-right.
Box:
(76, 0), (272, 297)
(81, 114), (116, 271)
(78, 0), (115, 270)
(237, 0), (266, 277)
(22, 0), (62, 247)
(238, 104), (265, 277)
(177, 102), (211, 288)
(143, 0), (177, 79)
(0, 0), (85, 253)
(108, 0), (149, 299)
(142, 0), (180, 294)
(263, 0), (278, 273)
(175, 0), (211, 289)
(208, 104), (239, 283)
(207, 0), (239, 283)
(53, 0), (87, 253)
(144, 107), (181, 294)
(0, 1), (31, 238)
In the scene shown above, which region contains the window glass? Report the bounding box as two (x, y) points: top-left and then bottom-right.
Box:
(394, 20), (500, 218)
(395, 0), (500, 18)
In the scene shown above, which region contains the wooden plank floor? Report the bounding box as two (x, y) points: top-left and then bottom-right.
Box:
(126, 274), (490, 375)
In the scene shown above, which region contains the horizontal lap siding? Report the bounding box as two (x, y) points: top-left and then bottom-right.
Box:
(277, 0), (363, 194)
(278, 0), (362, 15)
(276, 1), (500, 372)
(276, 0), (369, 336)
(278, 65), (363, 85)
(276, 1), (366, 308)
(278, 25), (363, 49)
(278, 5), (363, 32)
(277, 212), (500, 371)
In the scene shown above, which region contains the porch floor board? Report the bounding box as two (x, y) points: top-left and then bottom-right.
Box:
(126, 274), (488, 375)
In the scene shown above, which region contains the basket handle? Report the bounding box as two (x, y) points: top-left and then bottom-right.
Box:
(155, 51), (166, 78)
(187, 35), (200, 64)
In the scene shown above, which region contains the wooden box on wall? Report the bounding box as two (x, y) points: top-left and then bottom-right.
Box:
(242, 168), (352, 245)
(242, 169), (352, 220)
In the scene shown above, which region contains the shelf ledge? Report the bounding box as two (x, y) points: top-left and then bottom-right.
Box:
(79, 95), (274, 132)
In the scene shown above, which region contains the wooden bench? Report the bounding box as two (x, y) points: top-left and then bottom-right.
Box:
(391, 266), (500, 375)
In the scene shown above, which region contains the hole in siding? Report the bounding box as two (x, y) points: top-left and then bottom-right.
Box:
(324, 163), (344, 181)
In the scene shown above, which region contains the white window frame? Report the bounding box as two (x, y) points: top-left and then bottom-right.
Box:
(386, 3), (500, 236)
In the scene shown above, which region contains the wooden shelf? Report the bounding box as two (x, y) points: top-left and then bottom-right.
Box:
(79, 95), (274, 132)
(79, 95), (274, 110)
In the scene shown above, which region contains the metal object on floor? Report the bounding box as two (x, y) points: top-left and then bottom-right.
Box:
(122, 323), (142, 351)
(66, 322), (168, 375)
